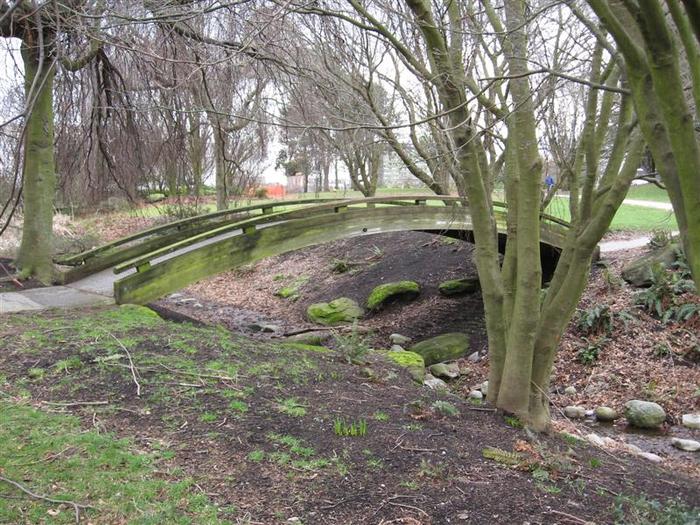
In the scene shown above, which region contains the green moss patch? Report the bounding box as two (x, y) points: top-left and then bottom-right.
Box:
(366, 281), (420, 310)
(0, 403), (224, 524)
(386, 350), (425, 383)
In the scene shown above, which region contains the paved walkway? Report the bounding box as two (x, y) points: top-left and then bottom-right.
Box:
(1, 224), (246, 314)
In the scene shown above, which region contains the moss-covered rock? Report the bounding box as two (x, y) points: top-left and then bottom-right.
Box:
(284, 331), (330, 345)
(438, 277), (480, 296)
(307, 297), (363, 326)
(624, 400), (666, 429)
(410, 333), (470, 366)
(621, 244), (679, 287)
(366, 281), (420, 310)
(386, 350), (425, 383)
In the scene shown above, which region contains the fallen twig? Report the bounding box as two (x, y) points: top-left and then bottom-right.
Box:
(546, 509), (591, 524)
(103, 331), (141, 396)
(0, 475), (94, 524)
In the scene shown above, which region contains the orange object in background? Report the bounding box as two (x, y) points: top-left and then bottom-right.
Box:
(262, 184), (285, 198)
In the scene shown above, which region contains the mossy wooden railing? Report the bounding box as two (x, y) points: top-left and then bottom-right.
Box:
(111, 195), (570, 304)
(53, 198), (351, 284)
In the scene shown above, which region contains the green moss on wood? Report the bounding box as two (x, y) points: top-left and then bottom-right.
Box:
(366, 281), (420, 310)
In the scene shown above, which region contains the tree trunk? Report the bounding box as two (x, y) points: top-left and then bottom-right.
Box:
(16, 39), (56, 284)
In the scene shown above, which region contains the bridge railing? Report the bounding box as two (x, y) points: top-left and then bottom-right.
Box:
(112, 195), (569, 276)
(53, 198), (354, 283)
(55, 195), (569, 282)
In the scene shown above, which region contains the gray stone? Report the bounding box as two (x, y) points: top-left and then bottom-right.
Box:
(671, 438), (700, 452)
(682, 414), (700, 430)
(595, 406), (619, 422)
(468, 390), (483, 401)
(429, 362), (460, 380)
(480, 381), (489, 397)
(624, 400), (666, 429)
(390, 344), (405, 352)
(424, 374), (449, 390)
(564, 386), (577, 395)
(260, 324), (279, 333)
(307, 297), (364, 326)
(389, 333), (412, 345)
(564, 405), (586, 419)
(467, 351), (480, 363)
(638, 452), (663, 463)
(410, 333), (470, 367)
(285, 331), (330, 345)
(621, 243), (678, 287)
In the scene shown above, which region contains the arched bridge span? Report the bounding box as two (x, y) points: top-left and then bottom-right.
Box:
(55, 196), (570, 305)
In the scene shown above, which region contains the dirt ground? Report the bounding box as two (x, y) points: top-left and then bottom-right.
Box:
(155, 231), (699, 473)
(1, 306), (698, 524)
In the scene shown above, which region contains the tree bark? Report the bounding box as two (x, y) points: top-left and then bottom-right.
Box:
(16, 38), (57, 284)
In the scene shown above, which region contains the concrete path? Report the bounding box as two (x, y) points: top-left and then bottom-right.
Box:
(1, 225), (246, 314)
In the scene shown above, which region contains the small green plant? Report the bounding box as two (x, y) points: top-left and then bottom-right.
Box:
(276, 397), (307, 417)
(577, 304), (613, 335)
(589, 457), (602, 468)
(199, 412), (218, 423)
(647, 229), (672, 249)
(417, 459), (445, 479)
(601, 266), (624, 291)
(431, 400), (460, 417)
(531, 467), (550, 482)
(560, 432), (584, 446)
(400, 480), (419, 490)
(26, 367), (45, 380)
(228, 400), (248, 414)
(331, 259), (359, 274)
(53, 355), (83, 374)
(504, 415), (523, 429)
(248, 450), (265, 462)
(333, 418), (368, 437)
(653, 343), (672, 358)
(367, 457), (383, 470)
(576, 337), (609, 365)
(372, 411), (389, 422)
(482, 447), (523, 466)
(333, 322), (371, 365)
(613, 495), (699, 525)
(634, 261), (698, 323)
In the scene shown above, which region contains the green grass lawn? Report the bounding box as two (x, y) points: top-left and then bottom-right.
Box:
(625, 183), (670, 202)
(124, 185), (675, 232)
(546, 197), (677, 231)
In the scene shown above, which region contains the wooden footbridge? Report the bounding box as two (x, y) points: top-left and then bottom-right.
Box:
(54, 196), (570, 305)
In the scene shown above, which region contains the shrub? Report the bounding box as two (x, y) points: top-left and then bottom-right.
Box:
(576, 337), (609, 365)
